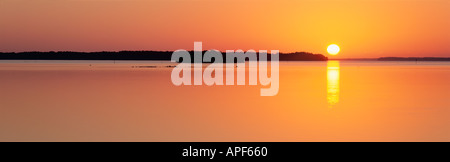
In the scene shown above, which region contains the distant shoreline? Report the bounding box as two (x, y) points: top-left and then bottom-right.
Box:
(331, 57), (450, 61)
(1, 51), (449, 62)
(377, 57), (450, 61)
(0, 51), (328, 62)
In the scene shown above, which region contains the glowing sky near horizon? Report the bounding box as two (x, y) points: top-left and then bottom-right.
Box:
(0, 0), (449, 58)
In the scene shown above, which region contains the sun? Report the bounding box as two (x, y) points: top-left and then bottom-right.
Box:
(327, 44), (340, 55)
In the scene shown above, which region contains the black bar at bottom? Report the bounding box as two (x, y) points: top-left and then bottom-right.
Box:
(1, 142), (437, 161)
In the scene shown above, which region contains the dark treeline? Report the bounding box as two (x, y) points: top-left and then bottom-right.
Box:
(378, 57), (450, 61)
(0, 51), (328, 62)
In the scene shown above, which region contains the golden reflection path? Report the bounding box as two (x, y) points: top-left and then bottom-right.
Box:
(327, 61), (340, 107)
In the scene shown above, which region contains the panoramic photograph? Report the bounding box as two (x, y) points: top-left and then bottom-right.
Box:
(0, 0), (449, 154)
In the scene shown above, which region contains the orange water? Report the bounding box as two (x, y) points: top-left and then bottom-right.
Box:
(0, 60), (449, 141)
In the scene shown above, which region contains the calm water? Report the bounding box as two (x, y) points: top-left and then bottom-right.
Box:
(0, 60), (449, 141)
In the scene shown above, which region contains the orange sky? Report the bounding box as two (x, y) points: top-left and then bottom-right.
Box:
(0, 0), (449, 58)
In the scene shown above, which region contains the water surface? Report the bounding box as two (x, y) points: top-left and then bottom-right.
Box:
(0, 60), (449, 141)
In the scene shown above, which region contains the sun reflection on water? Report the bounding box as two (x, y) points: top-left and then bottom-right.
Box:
(327, 61), (340, 107)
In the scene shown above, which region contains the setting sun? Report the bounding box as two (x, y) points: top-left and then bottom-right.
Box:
(327, 44), (340, 55)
